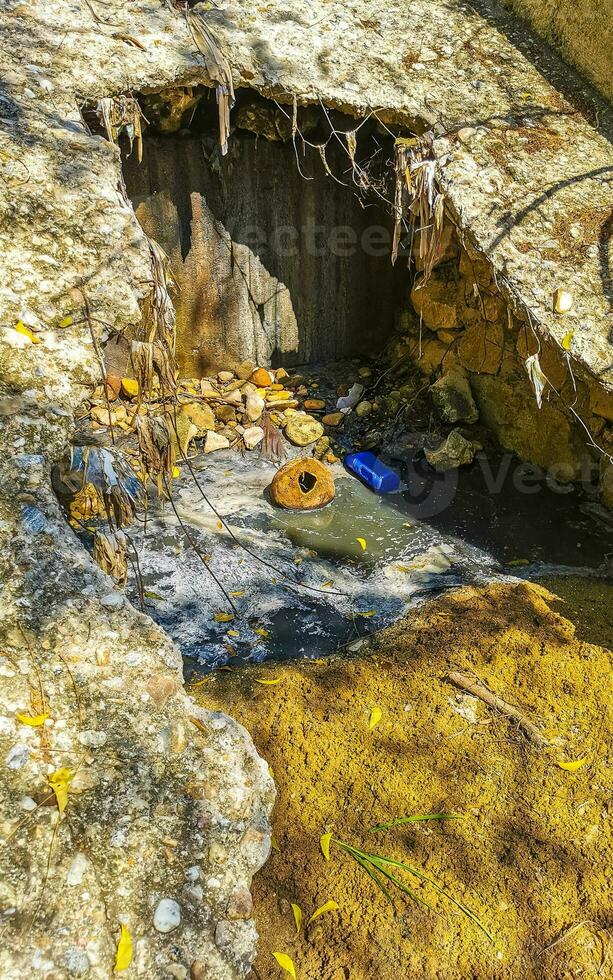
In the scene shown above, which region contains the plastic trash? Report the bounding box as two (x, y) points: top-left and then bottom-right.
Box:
(344, 451), (401, 494)
(336, 383), (365, 411)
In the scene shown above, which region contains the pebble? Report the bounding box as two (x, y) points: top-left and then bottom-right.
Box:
(303, 398), (326, 411)
(153, 898), (181, 933)
(245, 392), (264, 422)
(218, 371), (234, 382)
(355, 400), (373, 417)
(100, 592), (124, 610)
(250, 367), (272, 387)
(285, 414), (324, 446)
(204, 431), (230, 453)
(6, 744), (30, 769)
(322, 412), (344, 427)
(242, 426), (264, 450)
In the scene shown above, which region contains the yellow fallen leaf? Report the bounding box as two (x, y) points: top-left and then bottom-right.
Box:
(172, 466), (181, 478)
(230, 590), (245, 597)
(271, 835), (280, 851)
(320, 832), (332, 861)
(14, 321), (42, 344)
(254, 627), (270, 638)
(307, 900), (339, 925)
(16, 711), (48, 727)
(272, 952), (296, 979)
(48, 766), (75, 816)
(356, 610), (376, 618)
(507, 558), (529, 567)
(561, 330), (574, 351)
(369, 706), (382, 730)
(557, 757), (588, 772)
(114, 923), (133, 972)
(268, 765), (275, 779)
(255, 678), (281, 686)
(58, 315), (73, 328)
(143, 590), (163, 600)
(356, 537), (367, 551)
(216, 519), (223, 530)
(214, 612), (234, 623)
(227, 629), (239, 637)
(322, 580), (334, 588)
(395, 565), (411, 572)
(291, 903), (302, 934)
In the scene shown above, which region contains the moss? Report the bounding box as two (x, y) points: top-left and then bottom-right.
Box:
(196, 581), (611, 979)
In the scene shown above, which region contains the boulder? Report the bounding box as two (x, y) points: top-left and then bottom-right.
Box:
(285, 414), (324, 446)
(430, 371), (479, 424)
(270, 458), (335, 510)
(458, 321), (504, 374)
(425, 429), (478, 470)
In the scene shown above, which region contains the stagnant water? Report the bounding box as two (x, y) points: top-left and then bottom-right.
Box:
(124, 440), (613, 674)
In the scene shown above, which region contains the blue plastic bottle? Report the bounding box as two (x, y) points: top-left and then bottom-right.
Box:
(344, 451), (401, 494)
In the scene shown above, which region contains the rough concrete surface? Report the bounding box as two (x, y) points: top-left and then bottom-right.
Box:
(0, 0), (612, 976)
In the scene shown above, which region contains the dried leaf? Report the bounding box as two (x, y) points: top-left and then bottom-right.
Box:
(346, 130), (357, 163)
(16, 712), (48, 727)
(227, 629), (239, 637)
(172, 466), (181, 478)
(14, 320), (42, 344)
(48, 766), (75, 815)
(143, 590), (163, 600)
(272, 952), (296, 979)
(356, 610), (376, 618)
(561, 330), (574, 351)
(369, 706), (382, 730)
(557, 757), (588, 772)
(356, 537), (367, 551)
(58, 315), (74, 328)
(230, 590), (245, 597)
(114, 923), (133, 972)
(214, 612), (234, 623)
(307, 899), (339, 925)
(524, 354), (546, 409)
(291, 902), (302, 934)
(255, 678), (281, 686)
(320, 832), (332, 861)
(322, 580), (334, 588)
(254, 627), (270, 638)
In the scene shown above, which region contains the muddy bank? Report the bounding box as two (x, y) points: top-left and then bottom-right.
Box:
(196, 580), (612, 979)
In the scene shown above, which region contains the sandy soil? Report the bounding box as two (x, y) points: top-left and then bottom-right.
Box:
(194, 579), (612, 979)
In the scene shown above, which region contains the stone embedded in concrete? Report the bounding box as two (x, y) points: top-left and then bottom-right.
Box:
(270, 457), (335, 510)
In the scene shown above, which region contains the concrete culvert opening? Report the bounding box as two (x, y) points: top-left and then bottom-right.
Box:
(298, 471), (317, 494)
(121, 88), (411, 375)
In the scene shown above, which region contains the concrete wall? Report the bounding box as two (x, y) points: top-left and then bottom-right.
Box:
(505, 0), (613, 103)
(124, 133), (406, 376)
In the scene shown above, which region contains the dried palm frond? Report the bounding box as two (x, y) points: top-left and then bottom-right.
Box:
(392, 134), (445, 283)
(93, 528), (128, 586)
(130, 339), (155, 394)
(260, 410), (287, 462)
(96, 95), (147, 162)
(147, 237), (177, 350)
(187, 6), (235, 155)
(136, 414), (173, 493)
(57, 446), (141, 528)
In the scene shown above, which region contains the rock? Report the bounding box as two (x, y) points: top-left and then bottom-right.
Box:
(425, 429), (478, 470)
(285, 414), (324, 446)
(154, 898), (182, 933)
(553, 288), (573, 314)
(303, 399), (326, 411)
(322, 412), (345, 427)
(204, 431), (230, 453)
(411, 275), (457, 330)
(270, 458), (335, 510)
(589, 383), (613, 422)
(236, 360), (254, 380)
(458, 321), (504, 374)
(245, 392), (264, 422)
(355, 400), (373, 417)
(222, 389), (243, 405)
(275, 367), (289, 382)
(313, 436), (331, 459)
(120, 377), (139, 400)
(358, 366), (372, 378)
(180, 402), (216, 433)
(215, 404), (237, 423)
(250, 367), (272, 387)
(430, 371), (478, 423)
(218, 370), (235, 382)
(242, 426), (264, 450)
(104, 375), (122, 401)
(226, 886), (253, 920)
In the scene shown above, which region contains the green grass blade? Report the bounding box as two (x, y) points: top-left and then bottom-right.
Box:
(352, 853), (396, 907)
(369, 813), (463, 833)
(368, 858), (433, 910)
